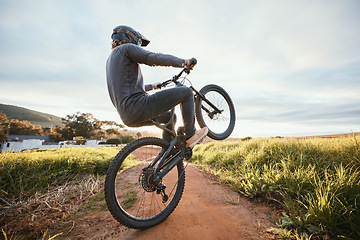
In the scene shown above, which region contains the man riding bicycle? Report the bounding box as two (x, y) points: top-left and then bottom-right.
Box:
(106, 25), (208, 147)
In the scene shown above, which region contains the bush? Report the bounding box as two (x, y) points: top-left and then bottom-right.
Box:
(105, 135), (136, 146)
(120, 135), (136, 144)
(75, 136), (87, 145)
(106, 138), (122, 145)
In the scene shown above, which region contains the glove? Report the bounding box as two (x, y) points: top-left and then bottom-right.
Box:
(152, 82), (161, 89)
(185, 57), (197, 70)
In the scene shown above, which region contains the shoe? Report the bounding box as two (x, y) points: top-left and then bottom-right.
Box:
(186, 127), (208, 148)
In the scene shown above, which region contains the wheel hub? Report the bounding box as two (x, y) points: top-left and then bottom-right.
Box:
(140, 167), (157, 192)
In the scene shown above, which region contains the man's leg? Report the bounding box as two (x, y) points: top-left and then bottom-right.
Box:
(136, 86), (196, 139)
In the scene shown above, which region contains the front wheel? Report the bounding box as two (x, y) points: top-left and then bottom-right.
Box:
(105, 137), (185, 229)
(195, 84), (236, 140)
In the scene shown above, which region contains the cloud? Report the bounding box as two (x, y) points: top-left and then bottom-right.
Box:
(1, 0), (359, 137)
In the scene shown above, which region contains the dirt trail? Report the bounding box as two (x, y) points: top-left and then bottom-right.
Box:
(62, 164), (277, 240)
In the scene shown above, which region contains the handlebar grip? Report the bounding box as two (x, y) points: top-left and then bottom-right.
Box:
(189, 58), (197, 66)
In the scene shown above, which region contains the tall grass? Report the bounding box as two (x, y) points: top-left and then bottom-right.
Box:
(0, 147), (121, 200)
(191, 136), (360, 239)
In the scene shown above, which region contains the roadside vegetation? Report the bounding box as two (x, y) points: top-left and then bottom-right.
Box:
(0, 148), (124, 199)
(1, 136), (359, 239)
(0, 111), (141, 144)
(0, 147), (140, 239)
(191, 136), (360, 239)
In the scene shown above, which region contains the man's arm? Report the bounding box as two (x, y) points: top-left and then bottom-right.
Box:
(126, 44), (185, 68)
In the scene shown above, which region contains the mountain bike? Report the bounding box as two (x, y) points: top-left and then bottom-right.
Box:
(104, 66), (236, 229)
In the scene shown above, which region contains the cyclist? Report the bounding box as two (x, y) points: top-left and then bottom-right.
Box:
(106, 25), (208, 147)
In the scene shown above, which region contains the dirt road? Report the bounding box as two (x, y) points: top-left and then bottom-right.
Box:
(61, 163), (277, 240)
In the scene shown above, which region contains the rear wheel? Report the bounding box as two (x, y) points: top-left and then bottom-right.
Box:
(195, 84), (236, 140)
(105, 137), (185, 229)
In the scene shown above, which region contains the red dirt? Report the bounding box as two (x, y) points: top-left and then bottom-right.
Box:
(59, 164), (278, 240)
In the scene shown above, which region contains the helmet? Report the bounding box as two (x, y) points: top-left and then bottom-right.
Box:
(111, 25), (150, 47)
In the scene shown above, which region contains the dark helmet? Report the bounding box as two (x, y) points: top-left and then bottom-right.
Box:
(111, 25), (150, 47)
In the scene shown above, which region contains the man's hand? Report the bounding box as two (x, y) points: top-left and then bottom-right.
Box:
(152, 82), (161, 90)
(185, 57), (197, 70)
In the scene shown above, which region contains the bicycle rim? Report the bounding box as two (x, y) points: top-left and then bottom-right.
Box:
(105, 137), (185, 229)
(195, 84), (235, 140)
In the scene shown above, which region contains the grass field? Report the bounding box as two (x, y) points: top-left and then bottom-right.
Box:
(191, 136), (360, 239)
(1, 136), (359, 239)
(0, 147), (123, 200)
(0, 147), (143, 239)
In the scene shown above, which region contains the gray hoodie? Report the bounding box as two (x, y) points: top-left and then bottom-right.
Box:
(106, 43), (185, 125)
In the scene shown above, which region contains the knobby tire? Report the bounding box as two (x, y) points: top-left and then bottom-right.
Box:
(195, 84), (236, 140)
(104, 137), (185, 229)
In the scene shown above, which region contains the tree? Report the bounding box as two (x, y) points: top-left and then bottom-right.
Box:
(8, 119), (43, 135)
(1, 112), (45, 140)
(44, 126), (63, 142)
(62, 112), (101, 139)
(0, 112), (8, 124)
(102, 120), (124, 138)
(102, 121), (124, 129)
(93, 130), (107, 140)
(0, 132), (7, 143)
(0, 112), (9, 143)
(120, 135), (135, 144)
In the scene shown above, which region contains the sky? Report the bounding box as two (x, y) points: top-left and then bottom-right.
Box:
(1, 0), (359, 138)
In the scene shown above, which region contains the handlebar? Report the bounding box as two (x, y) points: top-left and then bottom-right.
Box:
(156, 57), (197, 89)
(157, 67), (192, 89)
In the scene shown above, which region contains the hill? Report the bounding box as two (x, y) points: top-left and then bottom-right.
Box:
(0, 103), (64, 127)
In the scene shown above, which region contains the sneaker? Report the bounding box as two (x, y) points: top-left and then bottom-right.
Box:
(186, 127), (208, 148)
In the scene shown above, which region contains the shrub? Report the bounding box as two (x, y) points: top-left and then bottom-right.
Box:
(106, 138), (122, 145)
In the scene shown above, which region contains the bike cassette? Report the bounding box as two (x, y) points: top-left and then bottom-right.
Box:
(140, 167), (157, 192)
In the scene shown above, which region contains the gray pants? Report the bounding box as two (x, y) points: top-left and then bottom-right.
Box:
(131, 86), (196, 142)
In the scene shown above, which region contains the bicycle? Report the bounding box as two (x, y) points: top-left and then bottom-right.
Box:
(104, 66), (236, 229)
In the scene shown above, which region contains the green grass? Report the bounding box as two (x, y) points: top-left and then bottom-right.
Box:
(0, 147), (122, 200)
(191, 136), (360, 239)
(122, 190), (138, 209)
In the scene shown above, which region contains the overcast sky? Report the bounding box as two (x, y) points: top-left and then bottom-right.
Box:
(1, 0), (359, 138)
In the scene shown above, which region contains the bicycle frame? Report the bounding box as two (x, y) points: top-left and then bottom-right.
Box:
(160, 68), (224, 118)
(147, 114), (188, 183)
(144, 67), (223, 182)
(190, 86), (224, 119)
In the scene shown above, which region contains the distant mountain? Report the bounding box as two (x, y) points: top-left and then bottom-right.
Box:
(0, 103), (64, 127)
